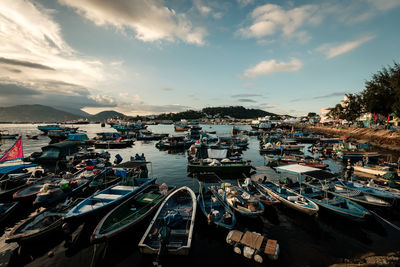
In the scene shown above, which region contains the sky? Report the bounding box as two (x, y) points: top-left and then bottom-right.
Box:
(0, 0), (399, 117)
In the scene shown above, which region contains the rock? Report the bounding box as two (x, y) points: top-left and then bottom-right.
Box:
(360, 252), (375, 260)
(365, 256), (388, 265)
(48, 250), (54, 257)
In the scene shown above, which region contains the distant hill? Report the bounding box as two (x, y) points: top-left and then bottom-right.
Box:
(89, 110), (126, 121)
(154, 106), (277, 121)
(56, 106), (91, 117)
(0, 104), (80, 122)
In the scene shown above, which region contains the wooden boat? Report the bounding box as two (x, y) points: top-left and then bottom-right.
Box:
(138, 186), (197, 257)
(187, 160), (253, 176)
(211, 183), (264, 217)
(197, 181), (236, 229)
(64, 177), (156, 223)
(32, 169), (107, 207)
(264, 155), (328, 169)
(91, 184), (175, 243)
(13, 175), (60, 203)
(0, 172), (41, 202)
(354, 165), (400, 177)
(258, 181), (319, 215)
(305, 181), (391, 208)
(289, 183), (371, 222)
(338, 152), (381, 163)
(6, 198), (80, 245)
(26, 135), (39, 140)
(0, 202), (19, 224)
(237, 178), (280, 206)
(32, 142), (79, 165)
(94, 140), (132, 149)
(0, 130), (18, 139)
(333, 180), (400, 202)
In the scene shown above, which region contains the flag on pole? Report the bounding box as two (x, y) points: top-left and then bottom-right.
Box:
(0, 136), (23, 163)
(373, 113), (377, 122)
(387, 114), (391, 124)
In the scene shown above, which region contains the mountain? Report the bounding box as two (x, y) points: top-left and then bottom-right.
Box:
(89, 110), (126, 121)
(202, 106), (276, 119)
(55, 106), (91, 117)
(0, 104), (80, 122)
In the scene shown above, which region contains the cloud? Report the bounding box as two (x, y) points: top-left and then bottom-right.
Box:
(0, 57), (55, 71)
(0, 82), (41, 96)
(317, 36), (375, 59)
(59, 0), (207, 45)
(161, 87), (173, 91)
(242, 58), (303, 78)
(237, 98), (257, 103)
(232, 93), (262, 98)
(263, 104), (277, 108)
(237, 0), (254, 7)
(238, 4), (321, 42)
(313, 92), (347, 100)
(194, 0), (211, 16)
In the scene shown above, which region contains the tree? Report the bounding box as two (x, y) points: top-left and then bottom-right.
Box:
(307, 112), (317, 118)
(362, 62), (400, 116)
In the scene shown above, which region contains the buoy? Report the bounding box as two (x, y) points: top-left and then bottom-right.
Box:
(254, 253), (263, 263)
(48, 250), (54, 257)
(233, 245), (242, 254)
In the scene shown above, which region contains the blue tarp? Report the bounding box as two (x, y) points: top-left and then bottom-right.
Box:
(0, 163), (37, 174)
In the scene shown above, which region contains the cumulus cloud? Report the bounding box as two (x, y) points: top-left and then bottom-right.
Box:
(237, 0), (254, 7)
(317, 36), (375, 59)
(237, 98), (257, 103)
(238, 4), (321, 42)
(242, 58), (303, 78)
(59, 0), (207, 45)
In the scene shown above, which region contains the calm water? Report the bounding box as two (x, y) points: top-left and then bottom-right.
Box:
(1, 123), (399, 267)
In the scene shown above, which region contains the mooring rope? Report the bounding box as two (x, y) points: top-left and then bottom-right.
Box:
(369, 210), (400, 232)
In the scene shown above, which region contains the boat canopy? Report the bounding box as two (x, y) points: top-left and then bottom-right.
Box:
(207, 149), (228, 159)
(0, 163), (37, 174)
(277, 164), (337, 180)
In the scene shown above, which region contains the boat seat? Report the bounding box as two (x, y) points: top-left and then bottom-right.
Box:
(93, 193), (122, 200)
(170, 229), (188, 237)
(113, 185), (134, 191)
(78, 203), (104, 212)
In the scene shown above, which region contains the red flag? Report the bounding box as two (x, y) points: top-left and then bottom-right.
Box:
(373, 113), (376, 122)
(115, 137), (122, 142)
(387, 114), (391, 124)
(0, 136), (23, 163)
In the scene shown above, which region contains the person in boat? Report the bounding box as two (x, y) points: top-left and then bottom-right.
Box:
(135, 153), (140, 160)
(344, 159), (354, 180)
(140, 153), (145, 160)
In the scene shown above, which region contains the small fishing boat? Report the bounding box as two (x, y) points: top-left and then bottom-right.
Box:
(64, 177), (156, 223)
(258, 181), (319, 216)
(138, 186), (197, 258)
(33, 169), (107, 207)
(305, 181), (391, 209)
(212, 183), (264, 217)
(187, 160), (253, 176)
(91, 184), (175, 243)
(6, 198), (80, 245)
(333, 180), (400, 202)
(197, 181), (236, 229)
(0, 130), (18, 139)
(354, 165), (399, 177)
(289, 183), (371, 222)
(94, 140), (133, 149)
(0, 172), (41, 202)
(237, 178), (280, 206)
(26, 135), (39, 140)
(13, 175), (59, 203)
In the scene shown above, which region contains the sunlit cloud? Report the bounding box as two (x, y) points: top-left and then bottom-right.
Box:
(242, 58), (303, 78)
(317, 36), (375, 59)
(59, 0), (207, 45)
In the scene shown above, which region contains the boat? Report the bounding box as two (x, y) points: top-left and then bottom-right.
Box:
(156, 136), (194, 150)
(174, 121), (190, 132)
(258, 181), (319, 215)
(0, 130), (18, 139)
(237, 178), (280, 206)
(26, 135), (39, 140)
(0, 172), (43, 202)
(332, 180), (400, 202)
(33, 168), (107, 207)
(226, 230), (279, 263)
(197, 181), (236, 229)
(211, 183), (264, 217)
(305, 181), (391, 209)
(138, 186), (197, 258)
(337, 151), (381, 163)
(264, 155), (328, 169)
(37, 125), (78, 135)
(13, 175), (59, 203)
(354, 164), (400, 177)
(94, 140), (133, 149)
(187, 160), (253, 176)
(32, 141), (79, 165)
(91, 184), (175, 243)
(287, 183), (371, 222)
(6, 198), (81, 245)
(64, 177), (156, 223)
(67, 133), (93, 146)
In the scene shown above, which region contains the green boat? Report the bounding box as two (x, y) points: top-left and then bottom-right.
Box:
(91, 184), (175, 243)
(187, 161), (253, 176)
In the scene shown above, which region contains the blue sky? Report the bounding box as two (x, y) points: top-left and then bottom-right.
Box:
(0, 0), (399, 116)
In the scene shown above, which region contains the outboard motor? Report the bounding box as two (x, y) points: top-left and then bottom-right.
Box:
(114, 154), (123, 164)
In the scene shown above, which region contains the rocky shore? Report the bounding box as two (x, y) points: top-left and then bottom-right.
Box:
(304, 126), (400, 152)
(330, 251), (400, 266)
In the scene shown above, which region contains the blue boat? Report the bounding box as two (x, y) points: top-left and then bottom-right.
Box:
(333, 180), (400, 202)
(64, 176), (156, 223)
(37, 124), (61, 133)
(290, 183), (371, 222)
(212, 183), (264, 218)
(197, 181), (236, 229)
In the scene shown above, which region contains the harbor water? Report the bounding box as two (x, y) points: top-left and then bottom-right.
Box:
(0, 123), (399, 267)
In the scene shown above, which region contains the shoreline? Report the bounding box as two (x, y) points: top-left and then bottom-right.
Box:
(303, 126), (400, 152)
